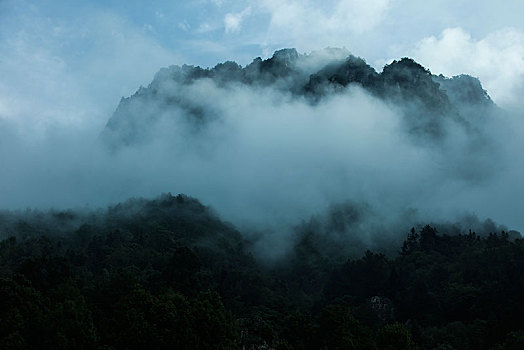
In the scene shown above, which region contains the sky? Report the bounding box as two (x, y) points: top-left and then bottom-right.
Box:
(1, 0), (523, 127)
(0, 0), (523, 234)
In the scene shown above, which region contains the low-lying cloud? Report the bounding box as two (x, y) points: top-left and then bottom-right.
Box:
(0, 51), (522, 240)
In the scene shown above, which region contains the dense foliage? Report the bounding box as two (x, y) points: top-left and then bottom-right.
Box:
(1, 194), (523, 349)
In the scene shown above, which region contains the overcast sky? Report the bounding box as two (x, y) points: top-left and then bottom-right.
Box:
(0, 0), (523, 232)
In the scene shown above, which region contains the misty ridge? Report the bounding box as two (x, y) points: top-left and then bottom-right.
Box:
(0, 193), (514, 264)
(95, 47), (517, 256)
(102, 47), (495, 147)
(1, 47), (522, 256)
(1, 47), (522, 261)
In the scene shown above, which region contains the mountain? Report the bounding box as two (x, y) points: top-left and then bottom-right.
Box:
(101, 48), (494, 148)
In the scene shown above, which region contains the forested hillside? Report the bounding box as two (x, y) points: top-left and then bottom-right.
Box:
(1, 194), (523, 349)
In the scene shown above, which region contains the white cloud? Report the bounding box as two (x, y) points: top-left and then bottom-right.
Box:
(0, 2), (180, 134)
(407, 27), (524, 107)
(143, 23), (155, 34)
(332, 0), (391, 34)
(224, 6), (251, 33)
(257, 0), (391, 51)
(196, 22), (215, 33)
(178, 21), (190, 31)
(211, 0), (225, 6)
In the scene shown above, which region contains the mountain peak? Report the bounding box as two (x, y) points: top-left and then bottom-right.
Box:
(271, 48), (299, 63)
(101, 48), (494, 148)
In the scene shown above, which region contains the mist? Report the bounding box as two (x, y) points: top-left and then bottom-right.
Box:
(1, 49), (522, 258)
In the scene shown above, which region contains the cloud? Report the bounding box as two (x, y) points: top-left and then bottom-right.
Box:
(196, 22), (216, 33)
(0, 79), (430, 227)
(0, 1), (180, 134)
(224, 6), (251, 33)
(143, 23), (156, 34)
(257, 0), (391, 50)
(14, 61), (521, 226)
(178, 21), (190, 31)
(211, 0), (225, 6)
(1, 0), (524, 248)
(406, 27), (524, 108)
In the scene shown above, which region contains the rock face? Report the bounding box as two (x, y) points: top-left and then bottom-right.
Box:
(101, 48), (494, 148)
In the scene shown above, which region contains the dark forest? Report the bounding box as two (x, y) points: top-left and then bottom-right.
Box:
(1, 193), (523, 349)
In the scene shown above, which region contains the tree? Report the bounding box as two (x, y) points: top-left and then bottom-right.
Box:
(317, 304), (374, 350)
(376, 323), (415, 350)
(401, 227), (419, 255)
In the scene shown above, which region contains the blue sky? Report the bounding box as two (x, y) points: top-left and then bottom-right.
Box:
(8, 0), (521, 66)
